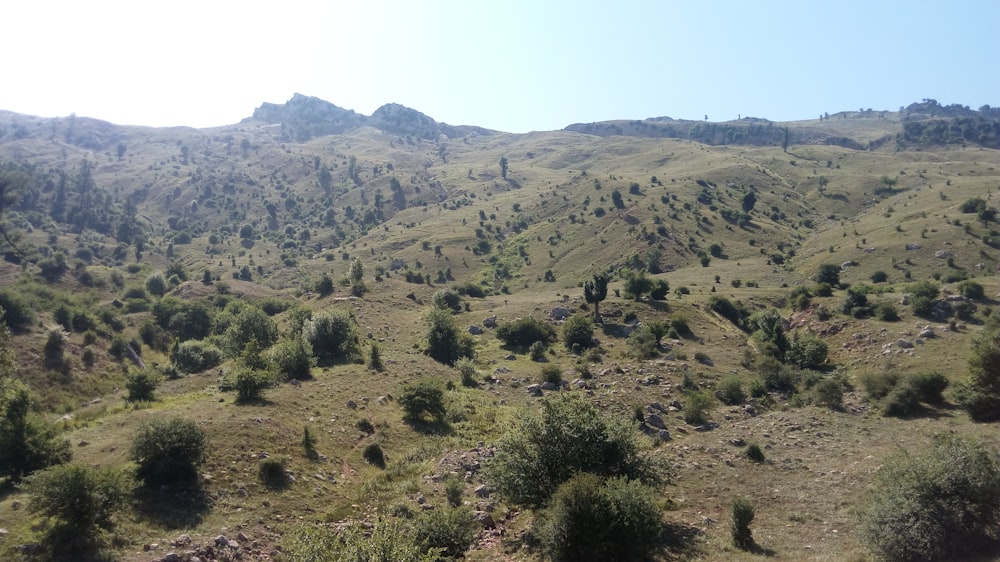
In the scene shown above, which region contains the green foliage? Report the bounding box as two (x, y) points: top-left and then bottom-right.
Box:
(0, 377), (71, 480)
(43, 326), (67, 364)
(745, 443), (765, 463)
(816, 264), (841, 286)
(627, 324), (660, 358)
(955, 329), (1000, 421)
(583, 273), (609, 321)
(716, 376), (745, 405)
(170, 340), (223, 373)
(622, 269), (652, 300)
(363, 443), (386, 468)
(398, 379), (447, 425)
(125, 369), (161, 402)
(270, 337), (313, 380)
(731, 497), (756, 550)
(152, 297), (213, 341)
(222, 304), (278, 357)
(669, 313), (694, 339)
(235, 369), (273, 402)
(496, 316), (556, 348)
(870, 270), (888, 283)
(455, 357), (478, 387)
(813, 378), (843, 409)
(425, 308), (475, 365)
(258, 456), (290, 489)
(413, 506), (477, 559)
(487, 394), (654, 508)
(303, 309), (360, 362)
(875, 302), (900, 321)
(960, 197), (988, 213)
(746, 309), (788, 360)
(529, 340), (548, 361)
(787, 333), (828, 369)
(909, 372), (949, 404)
(649, 279), (669, 300)
(709, 295), (748, 328)
(858, 434), (1000, 562)
(302, 426), (319, 461)
(315, 273), (335, 297)
(538, 473), (662, 562)
(25, 463), (131, 560)
(431, 288), (462, 312)
(958, 280), (985, 300)
(684, 390), (714, 425)
(540, 364), (562, 385)
(0, 291), (35, 330)
(281, 518), (435, 562)
(562, 313), (595, 351)
(129, 417), (207, 486)
(145, 271), (168, 297)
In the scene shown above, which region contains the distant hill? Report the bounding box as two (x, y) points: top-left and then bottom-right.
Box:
(249, 93), (495, 142)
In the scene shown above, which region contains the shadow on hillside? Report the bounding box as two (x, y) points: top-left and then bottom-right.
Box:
(403, 417), (452, 436)
(134, 482), (211, 529)
(660, 521), (706, 558)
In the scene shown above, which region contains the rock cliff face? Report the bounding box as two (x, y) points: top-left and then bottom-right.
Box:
(250, 94), (494, 142)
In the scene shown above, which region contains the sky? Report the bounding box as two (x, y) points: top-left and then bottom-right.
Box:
(3, 0), (998, 133)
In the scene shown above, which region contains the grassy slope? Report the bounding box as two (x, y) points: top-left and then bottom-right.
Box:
(0, 109), (998, 560)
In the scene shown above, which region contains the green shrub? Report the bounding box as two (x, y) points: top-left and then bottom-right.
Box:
(908, 372), (948, 404)
(813, 282), (834, 297)
(860, 370), (901, 400)
(755, 355), (796, 393)
(43, 326), (67, 364)
(444, 475), (464, 507)
(363, 443), (386, 469)
(431, 288), (463, 312)
(787, 334), (828, 369)
(145, 272), (168, 297)
(870, 270), (889, 283)
(270, 337), (313, 380)
(487, 394), (654, 508)
(709, 295), (747, 327)
(745, 443), (765, 463)
(540, 364), (562, 385)
(496, 316), (556, 348)
(670, 314), (693, 338)
(222, 305), (279, 357)
(0, 377), (71, 480)
(562, 313), (595, 351)
(455, 357), (478, 388)
(26, 463), (130, 560)
(858, 434), (1000, 562)
(425, 308), (475, 365)
(529, 340), (548, 361)
(958, 280), (985, 300)
(235, 369), (272, 402)
(302, 426), (319, 461)
(716, 376), (745, 405)
(170, 340), (222, 373)
(876, 302), (900, 321)
(731, 497), (756, 550)
(813, 378), (843, 409)
(0, 291), (35, 330)
(129, 417), (207, 486)
(414, 506), (477, 559)
(367, 341), (384, 371)
(627, 325), (660, 359)
(955, 329), (1000, 421)
(125, 369), (161, 402)
(538, 473), (662, 562)
(281, 518), (431, 562)
(684, 390), (714, 425)
(398, 379), (447, 425)
(258, 456), (290, 489)
(882, 384), (921, 417)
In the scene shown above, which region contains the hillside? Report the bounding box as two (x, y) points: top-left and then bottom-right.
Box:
(0, 96), (999, 562)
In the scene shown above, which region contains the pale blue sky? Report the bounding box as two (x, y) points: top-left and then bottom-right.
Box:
(3, 0), (998, 132)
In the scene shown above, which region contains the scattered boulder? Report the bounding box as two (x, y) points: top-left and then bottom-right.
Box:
(645, 414), (666, 429)
(472, 510), (496, 529)
(840, 260), (858, 269)
(919, 326), (935, 338)
(658, 430), (671, 442)
(934, 250), (952, 259)
(906, 243), (922, 250)
(468, 325), (484, 335)
(897, 339), (914, 349)
(526, 384), (543, 396)
(483, 316), (497, 329)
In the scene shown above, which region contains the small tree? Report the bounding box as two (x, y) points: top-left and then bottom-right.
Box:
(145, 272), (168, 297)
(398, 379), (447, 425)
(562, 313), (595, 351)
(425, 308), (474, 365)
(129, 417), (207, 486)
(583, 273), (609, 322)
(499, 155), (508, 179)
(0, 377), (71, 480)
(26, 463), (130, 560)
(955, 328), (1000, 421)
(731, 497), (756, 550)
(816, 264), (841, 286)
(125, 369), (161, 402)
(303, 309), (360, 362)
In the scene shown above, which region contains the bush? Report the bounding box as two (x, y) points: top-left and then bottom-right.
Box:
(538, 473), (662, 562)
(860, 370), (901, 400)
(731, 497), (756, 550)
(270, 337), (313, 380)
(235, 369), (273, 402)
(170, 340), (223, 373)
(302, 426), (319, 461)
(858, 434), (1000, 562)
(281, 518), (430, 562)
(716, 376), (745, 405)
(302, 309), (359, 362)
(882, 384), (921, 417)
(562, 313), (595, 351)
(909, 372), (948, 403)
(0, 291), (35, 330)
(43, 326), (67, 364)
(670, 313), (694, 338)
(627, 325), (660, 358)
(540, 364), (562, 385)
(26, 463), (130, 559)
(487, 394), (654, 508)
(129, 417), (207, 486)
(444, 474), (464, 507)
(431, 288), (463, 312)
(496, 316), (556, 348)
(456, 357), (478, 388)
(258, 456), (290, 489)
(222, 305), (279, 357)
(362, 443), (386, 469)
(813, 378), (843, 409)
(529, 340), (548, 361)
(745, 443), (765, 463)
(787, 334), (828, 369)
(0, 377), (71, 480)
(145, 272), (168, 297)
(876, 302), (900, 321)
(684, 391), (714, 425)
(425, 308), (475, 365)
(125, 369), (161, 402)
(709, 295), (747, 327)
(367, 341), (384, 371)
(958, 280), (985, 300)
(414, 506), (477, 559)
(398, 379), (447, 425)
(955, 329), (1000, 421)
(870, 270), (889, 283)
